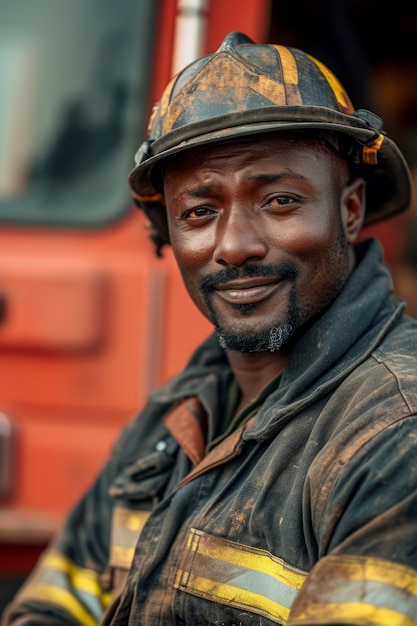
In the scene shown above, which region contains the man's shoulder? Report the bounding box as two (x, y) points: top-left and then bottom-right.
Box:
(340, 316), (417, 420)
(372, 313), (417, 375)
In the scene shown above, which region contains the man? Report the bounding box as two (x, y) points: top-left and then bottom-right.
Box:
(3, 32), (417, 626)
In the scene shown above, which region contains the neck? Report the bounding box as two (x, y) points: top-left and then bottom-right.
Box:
(226, 348), (290, 414)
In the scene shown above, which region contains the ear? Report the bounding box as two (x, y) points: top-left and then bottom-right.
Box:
(340, 177), (366, 243)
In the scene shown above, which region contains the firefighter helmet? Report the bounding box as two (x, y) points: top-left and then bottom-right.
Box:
(129, 32), (412, 253)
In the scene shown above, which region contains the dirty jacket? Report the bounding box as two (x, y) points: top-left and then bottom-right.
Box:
(3, 237), (417, 626)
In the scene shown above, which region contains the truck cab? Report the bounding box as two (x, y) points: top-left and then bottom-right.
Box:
(0, 0), (415, 612)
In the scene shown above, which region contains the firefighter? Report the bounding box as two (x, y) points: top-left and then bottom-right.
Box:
(3, 32), (417, 626)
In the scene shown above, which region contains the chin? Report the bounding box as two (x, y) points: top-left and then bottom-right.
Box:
(216, 323), (294, 353)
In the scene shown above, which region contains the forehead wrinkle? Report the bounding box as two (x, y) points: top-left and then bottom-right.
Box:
(242, 171), (308, 185)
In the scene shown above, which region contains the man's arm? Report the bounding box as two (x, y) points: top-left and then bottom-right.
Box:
(1, 443), (120, 626)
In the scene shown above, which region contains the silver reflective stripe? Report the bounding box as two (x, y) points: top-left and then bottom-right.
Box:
(17, 551), (111, 626)
(290, 554), (417, 626)
(174, 528), (307, 624)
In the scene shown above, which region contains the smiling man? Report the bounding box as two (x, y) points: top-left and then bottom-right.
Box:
(162, 133), (364, 411)
(164, 135), (360, 348)
(3, 32), (417, 626)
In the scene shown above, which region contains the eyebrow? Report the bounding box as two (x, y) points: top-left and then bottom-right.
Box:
(169, 184), (220, 206)
(184, 185), (218, 197)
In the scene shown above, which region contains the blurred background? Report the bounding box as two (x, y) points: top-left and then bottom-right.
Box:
(0, 0), (416, 611)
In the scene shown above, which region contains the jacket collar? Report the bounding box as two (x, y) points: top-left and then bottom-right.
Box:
(153, 238), (404, 435)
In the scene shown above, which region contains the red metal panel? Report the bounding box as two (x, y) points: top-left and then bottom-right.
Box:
(205, 0), (271, 52)
(0, 0), (273, 585)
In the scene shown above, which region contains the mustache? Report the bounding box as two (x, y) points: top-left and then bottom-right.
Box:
(199, 262), (298, 293)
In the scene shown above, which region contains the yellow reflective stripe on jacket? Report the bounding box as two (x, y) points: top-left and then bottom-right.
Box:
(18, 583), (99, 626)
(296, 602), (415, 626)
(290, 554), (417, 625)
(110, 507), (151, 569)
(174, 528), (307, 624)
(17, 551), (112, 625)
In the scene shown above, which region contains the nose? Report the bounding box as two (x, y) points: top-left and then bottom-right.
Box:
(213, 211), (268, 267)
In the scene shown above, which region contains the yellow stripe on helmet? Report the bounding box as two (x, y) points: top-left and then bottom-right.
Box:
(307, 53), (354, 113)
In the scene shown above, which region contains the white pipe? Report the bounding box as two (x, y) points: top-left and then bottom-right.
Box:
(171, 0), (209, 76)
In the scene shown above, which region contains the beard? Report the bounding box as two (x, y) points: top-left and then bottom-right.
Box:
(198, 217), (350, 354)
(199, 261), (299, 353)
(217, 319), (295, 353)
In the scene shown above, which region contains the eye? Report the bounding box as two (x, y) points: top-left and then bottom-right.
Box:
(181, 206), (216, 221)
(263, 194), (300, 212)
(267, 195), (294, 206)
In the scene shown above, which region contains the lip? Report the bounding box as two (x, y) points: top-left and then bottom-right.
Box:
(214, 277), (280, 304)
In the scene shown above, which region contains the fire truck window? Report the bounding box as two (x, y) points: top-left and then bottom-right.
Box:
(0, 0), (157, 227)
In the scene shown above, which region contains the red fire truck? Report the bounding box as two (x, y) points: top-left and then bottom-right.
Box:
(0, 0), (415, 611)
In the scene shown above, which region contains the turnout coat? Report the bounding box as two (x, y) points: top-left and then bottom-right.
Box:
(3, 238), (417, 626)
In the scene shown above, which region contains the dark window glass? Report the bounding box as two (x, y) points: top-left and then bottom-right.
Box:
(0, 0), (158, 227)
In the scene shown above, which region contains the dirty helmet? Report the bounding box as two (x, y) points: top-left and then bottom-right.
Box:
(129, 31), (412, 255)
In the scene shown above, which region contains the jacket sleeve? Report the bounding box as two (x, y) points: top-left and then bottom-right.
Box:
(1, 395), (180, 626)
(288, 414), (417, 625)
(0, 420), (137, 626)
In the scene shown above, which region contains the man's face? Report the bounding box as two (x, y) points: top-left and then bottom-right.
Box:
(163, 133), (364, 353)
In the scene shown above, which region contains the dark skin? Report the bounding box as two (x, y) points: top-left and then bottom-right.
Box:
(163, 133), (366, 414)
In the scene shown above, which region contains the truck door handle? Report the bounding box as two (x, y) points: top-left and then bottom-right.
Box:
(0, 294), (6, 324)
(0, 413), (12, 499)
